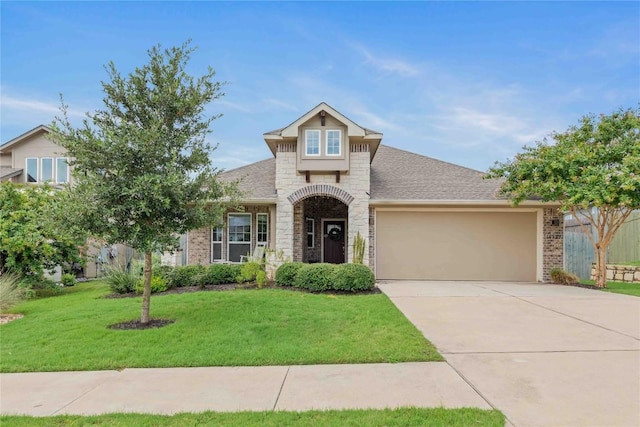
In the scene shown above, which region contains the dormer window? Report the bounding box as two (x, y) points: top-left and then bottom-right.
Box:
(326, 130), (341, 156)
(305, 130), (320, 156)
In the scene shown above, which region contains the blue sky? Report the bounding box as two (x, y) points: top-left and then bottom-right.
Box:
(2, 1), (638, 171)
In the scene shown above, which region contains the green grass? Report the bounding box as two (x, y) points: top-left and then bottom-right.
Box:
(617, 260), (640, 267)
(0, 281), (441, 372)
(580, 280), (640, 297)
(0, 408), (505, 427)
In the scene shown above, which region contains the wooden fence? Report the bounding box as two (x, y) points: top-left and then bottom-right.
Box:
(564, 211), (640, 280)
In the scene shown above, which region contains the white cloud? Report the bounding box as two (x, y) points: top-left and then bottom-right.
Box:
(352, 44), (419, 77)
(262, 98), (299, 112)
(216, 100), (253, 113)
(1, 94), (84, 117)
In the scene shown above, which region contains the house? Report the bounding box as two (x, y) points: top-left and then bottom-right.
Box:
(0, 126), (132, 279)
(0, 125), (72, 185)
(187, 102), (564, 282)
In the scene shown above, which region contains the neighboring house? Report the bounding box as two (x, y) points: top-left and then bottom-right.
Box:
(0, 125), (72, 185)
(187, 102), (564, 282)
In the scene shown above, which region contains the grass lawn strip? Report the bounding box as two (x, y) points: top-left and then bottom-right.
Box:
(0, 281), (441, 373)
(0, 408), (505, 427)
(580, 280), (640, 297)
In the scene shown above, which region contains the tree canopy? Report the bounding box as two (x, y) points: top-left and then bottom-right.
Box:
(487, 106), (640, 287)
(0, 182), (85, 280)
(50, 41), (240, 322)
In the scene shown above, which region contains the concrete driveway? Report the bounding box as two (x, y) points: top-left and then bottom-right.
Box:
(379, 281), (640, 427)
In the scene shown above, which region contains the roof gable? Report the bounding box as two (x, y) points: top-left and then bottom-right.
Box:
(0, 125), (51, 153)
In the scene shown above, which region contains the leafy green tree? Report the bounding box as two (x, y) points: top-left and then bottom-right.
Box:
(487, 107), (640, 288)
(51, 42), (240, 323)
(0, 182), (85, 279)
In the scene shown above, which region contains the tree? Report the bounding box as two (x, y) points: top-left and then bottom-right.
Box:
(0, 182), (85, 280)
(487, 107), (640, 288)
(50, 42), (240, 323)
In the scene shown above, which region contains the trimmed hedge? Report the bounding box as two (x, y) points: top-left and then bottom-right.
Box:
(294, 263), (336, 292)
(331, 263), (375, 292)
(198, 264), (243, 286)
(168, 265), (205, 288)
(275, 262), (305, 286)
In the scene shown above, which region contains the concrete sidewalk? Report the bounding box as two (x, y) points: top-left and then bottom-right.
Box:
(0, 362), (492, 416)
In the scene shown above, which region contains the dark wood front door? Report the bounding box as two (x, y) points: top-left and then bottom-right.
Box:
(323, 220), (345, 264)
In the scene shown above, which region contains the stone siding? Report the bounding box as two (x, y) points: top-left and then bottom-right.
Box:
(275, 142), (371, 266)
(591, 265), (640, 283)
(543, 208), (564, 282)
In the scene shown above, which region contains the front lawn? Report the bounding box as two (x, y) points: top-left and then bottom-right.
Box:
(0, 281), (441, 372)
(580, 280), (640, 297)
(0, 408), (505, 427)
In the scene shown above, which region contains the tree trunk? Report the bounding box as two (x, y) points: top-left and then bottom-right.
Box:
(595, 245), (608, 288)
(141, 251), (152, 324)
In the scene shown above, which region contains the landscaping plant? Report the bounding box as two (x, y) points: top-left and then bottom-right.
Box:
(104, 264), (139, 294)
(549, 268), (580, 285)
(0, 273), (25, 312)
(331, 263), (376, 292)
(50, 41), (240, 324)
(237, 262), (263, 284)
(353, 231), (366, 264)
(294, 263), (336, 292)
(61, 273), (77, 287)
(275, 262), (305, 286)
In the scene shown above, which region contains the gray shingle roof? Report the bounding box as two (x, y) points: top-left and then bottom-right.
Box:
(370, 145), (503, 200)
(0, 166), (23, 180)
(219, 158), (276, 200)
(219, 145), (504, 202)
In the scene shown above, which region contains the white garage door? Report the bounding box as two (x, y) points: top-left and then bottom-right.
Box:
(376, 211), (537, 281)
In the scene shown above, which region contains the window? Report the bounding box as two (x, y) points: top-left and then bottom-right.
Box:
(26, 158), (38, 182)
(41, 158), (53, 182)
(305, 130), (320, 156)
(257, 213), (268, 245)
(56, 158), (69, 183)
(307, 218), (314, 248)
(211, 227), (223, 262)
(228, 213), (251, 262)
(326, 130), (341, 156)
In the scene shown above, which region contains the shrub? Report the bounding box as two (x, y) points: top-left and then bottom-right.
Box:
(352, 232), (366, 264)
(155, 266), (175, 286)
(331, 263), (375, 292)
(104, 264), (139, 294)
(237, 262), (263, 284)
(199, 264), (242, 286)
(256, 270), (268, 288)
(294, 263), (337, 292)
(135, 275), (168, 294)
(168, 265), (205, 288)
(0, 273), (25, 312)
(275, 262), (305, 287)
(61, 273), (77, 287)
(549, 268), (580, 285)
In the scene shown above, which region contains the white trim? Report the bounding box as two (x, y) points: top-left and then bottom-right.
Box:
(25, 157), (38, 183)
(320, 218), (347, 263)
(257, 213), (269, 245)
(305, 129), (321, 156)
(56, 157), (69, 184)
(325, 129), (342, 156)
(306, 218), (315, 249)
(536, 209), (544, 282)
(40, 157), (54, 182)
(211, 226), (224, 262)
(227, 212), (252, 262)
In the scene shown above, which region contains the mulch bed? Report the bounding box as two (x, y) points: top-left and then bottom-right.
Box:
(104, 283), (382, 299)
(0, 313), (24, 325)
(109, 318), (175, 330)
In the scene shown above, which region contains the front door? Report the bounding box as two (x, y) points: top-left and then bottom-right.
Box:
(323, 220), (346, 264)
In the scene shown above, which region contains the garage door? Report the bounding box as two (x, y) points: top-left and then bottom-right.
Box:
(376, 211), (537, 281)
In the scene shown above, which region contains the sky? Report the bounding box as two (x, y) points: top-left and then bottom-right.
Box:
(1, 1), (638, 172)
